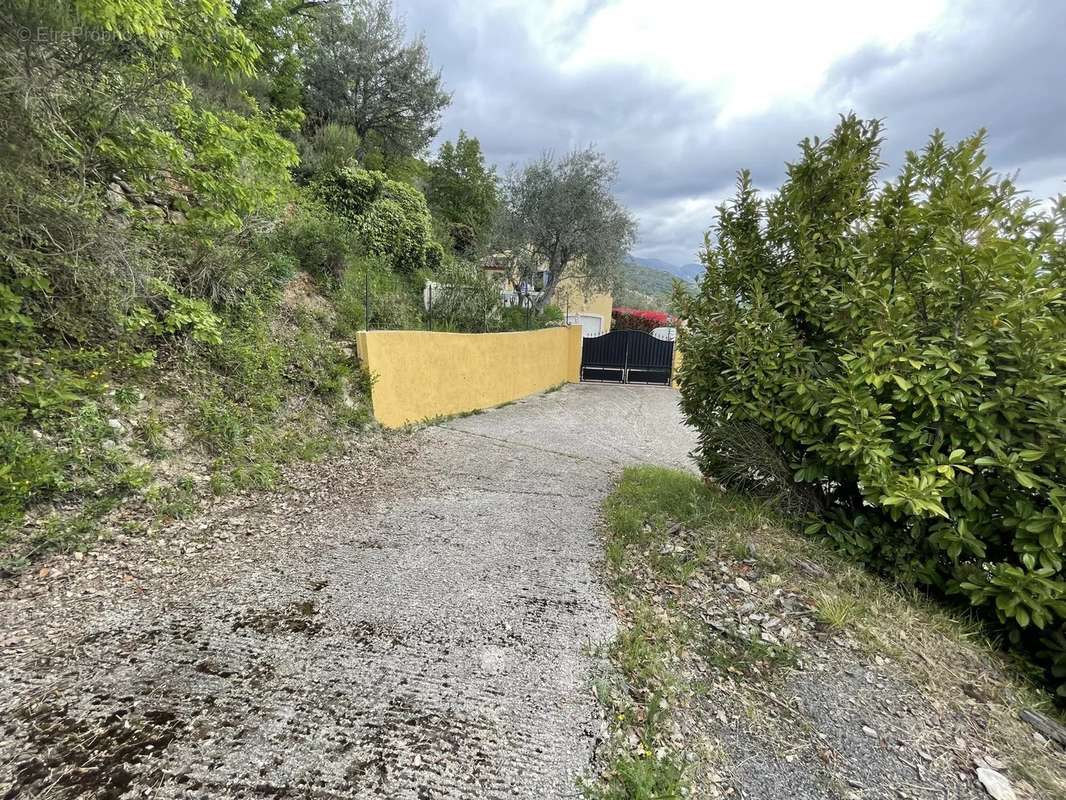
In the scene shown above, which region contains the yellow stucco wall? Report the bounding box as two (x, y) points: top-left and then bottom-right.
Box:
(356, 326), (583, 428)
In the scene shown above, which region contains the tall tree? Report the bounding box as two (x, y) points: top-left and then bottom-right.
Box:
(232, 0), (329, 111)
(426, 131), (498, 255)
(495, 147), (638, 303)
(302, 0), (451, 158)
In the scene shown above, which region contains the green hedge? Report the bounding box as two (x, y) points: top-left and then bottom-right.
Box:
(677, 115), (1066, 697)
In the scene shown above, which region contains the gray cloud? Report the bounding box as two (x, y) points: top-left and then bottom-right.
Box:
(823, 2), (1066, 173)
(395, 0), (1066, 264)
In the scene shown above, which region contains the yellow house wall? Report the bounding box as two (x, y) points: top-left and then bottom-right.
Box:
(356, 326), (584, 428)
(553, 278), (613, 333)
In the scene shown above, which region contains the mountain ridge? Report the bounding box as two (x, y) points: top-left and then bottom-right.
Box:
(629, 255), (703, 284)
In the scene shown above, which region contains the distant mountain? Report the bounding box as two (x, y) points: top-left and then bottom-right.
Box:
(629, 256), (704, 284)
(628, 255), (677, 273)
(617, 258), (693, 311)
(675, 262), (705, 283)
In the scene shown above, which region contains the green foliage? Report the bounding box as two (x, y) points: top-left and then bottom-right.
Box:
(0, 0), (468, 571)
(123, 282), (225, 345)
(1, 0), (299, 350)
(0, 395), (145, 562)
(539, 304), (564, 326)
(590, 466), (746, 799)
(315, 165), (440, 274)
(274, 197), (358, 285)
(302, 0), (450, 157)
(294, 123), (363, 182)
(358, 189), (432, 272)
(182, 297), (367, 490)
(313, 165), (385, 219)
(72, 0), (260, 76)
(0, 421), (60, 525)
(231, 0), (320, 111)
(496, 147), (638, 306)
(426, 131), (498, 255)
(334, 257), (424, 334)
(426, 259), (502, 332)
(677, 115), (1066, 697)
(498, 304), (564, 332)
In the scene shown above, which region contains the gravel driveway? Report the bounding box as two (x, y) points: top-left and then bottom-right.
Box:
(1, 383), (696, 799)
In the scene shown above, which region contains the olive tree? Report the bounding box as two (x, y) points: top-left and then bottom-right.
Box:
(494, 147), (638, 304)
(302, 0), (451, 158)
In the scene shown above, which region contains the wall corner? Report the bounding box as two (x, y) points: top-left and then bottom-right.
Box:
(355, 330), (369, 363)
(566, 325), (582, 383)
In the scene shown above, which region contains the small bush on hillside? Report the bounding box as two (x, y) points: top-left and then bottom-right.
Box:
(314, 165), (441, 274)
(427, 260), (502, 332)
(677, 115), (1066, 697)
(334, 256), (425, 334)
(293, 123), (362, 183)
(273, 198), (357, 286)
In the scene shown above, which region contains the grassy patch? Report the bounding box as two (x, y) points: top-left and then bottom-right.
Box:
(811, 591), (862, 629)
(585, 602), (686, 800)
(588, 465), (1066, 800)
(589, 466), (779, 798)
(1, 293), (375, 574)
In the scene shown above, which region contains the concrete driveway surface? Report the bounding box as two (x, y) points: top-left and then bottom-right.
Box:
(0, 383), (696, 799)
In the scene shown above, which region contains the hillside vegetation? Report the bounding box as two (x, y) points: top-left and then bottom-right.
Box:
(677, 115), (1066, 700)
(0, 0), (640, 573)
(616, 260), (685, 311)
(0, 1), (460, 570)
(589, 467), (1066, 799)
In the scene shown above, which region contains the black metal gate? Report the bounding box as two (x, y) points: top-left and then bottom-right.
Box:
(580, 330), (675, 385)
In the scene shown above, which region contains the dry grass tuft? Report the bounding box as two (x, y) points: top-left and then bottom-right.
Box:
(812, 591), (861, 628)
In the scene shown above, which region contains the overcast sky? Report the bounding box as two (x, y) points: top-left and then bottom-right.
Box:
(393, 0), (1066, 266)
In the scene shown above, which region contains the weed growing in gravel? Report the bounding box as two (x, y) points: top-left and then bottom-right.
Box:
(590, 466), (771, 798)
(585, 601), (687, 800)
(812, 592), (862, 628)
(145, 479), (198, 520)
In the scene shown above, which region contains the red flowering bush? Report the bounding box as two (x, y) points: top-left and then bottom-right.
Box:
(612, 307), (671, 333)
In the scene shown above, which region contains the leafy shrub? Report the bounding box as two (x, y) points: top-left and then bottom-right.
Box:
(677, 115), (1066, 697)
(0, 0), (377, 567)
(271, 199), (356, 286)
(314, 165), (440, 274)
(293, 123), (362, 182)
(539, 304), (564, 326)
(314, 166), (385, 220)
(334, 256), (424, 335)
(499, 304), (564, 331)
(0, 418), (61, 525)
(177, 222), (297, 306)
(426, 260), (502, 332)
